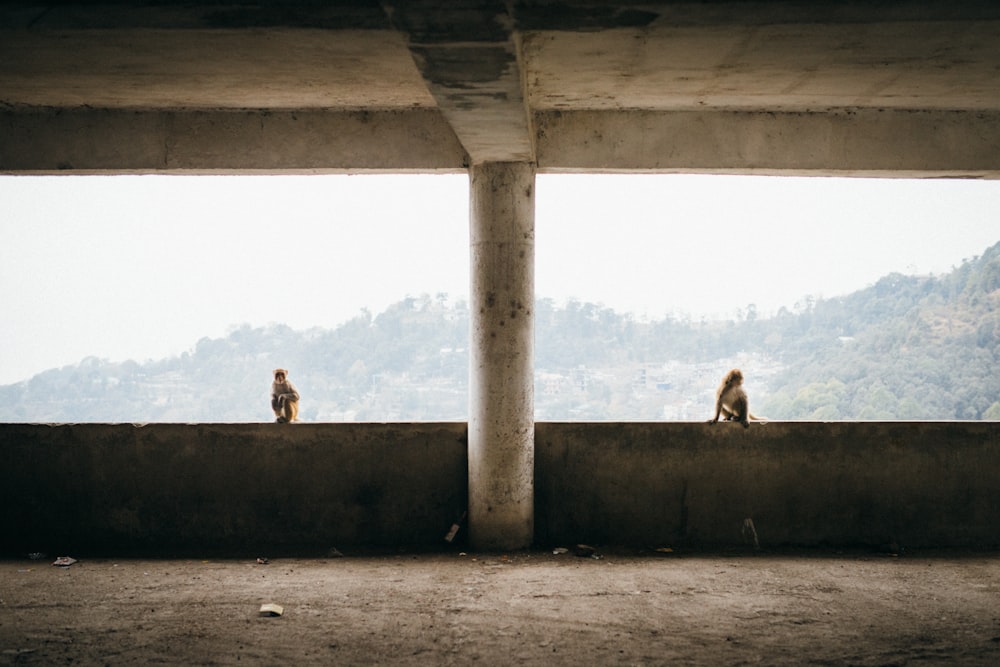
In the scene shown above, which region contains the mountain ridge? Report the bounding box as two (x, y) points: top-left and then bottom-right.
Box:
(3, 241), (998, 422)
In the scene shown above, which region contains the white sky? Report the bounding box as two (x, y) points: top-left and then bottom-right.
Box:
(1, 173), (998, 386)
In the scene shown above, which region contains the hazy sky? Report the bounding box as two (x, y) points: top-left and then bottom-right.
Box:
(1, 173), (998, 385)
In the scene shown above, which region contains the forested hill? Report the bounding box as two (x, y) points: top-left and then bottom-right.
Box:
(2, 241), (999, 423)
(757, 239), (1000, 419)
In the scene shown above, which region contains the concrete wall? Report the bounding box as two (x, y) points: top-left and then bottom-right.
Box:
(0, 423), (468, 556)
(535, 422), (1000, 550)
(2, 421), (998, 555)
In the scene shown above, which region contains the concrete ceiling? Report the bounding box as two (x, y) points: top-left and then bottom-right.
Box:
(2, 1), (1000, 175)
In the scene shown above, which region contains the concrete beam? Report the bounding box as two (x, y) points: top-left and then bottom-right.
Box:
(16, 105), (999, 176)
(0, 107), (467, 173)
(385, 2), (534, 165)
(535, 108), (1000, 177)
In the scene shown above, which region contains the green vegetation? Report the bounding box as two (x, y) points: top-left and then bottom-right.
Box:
(2, 242), (999, 422)
(758, 240), (1000, 420)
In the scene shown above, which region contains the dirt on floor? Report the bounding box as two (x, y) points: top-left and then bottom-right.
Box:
(2, 548), (1000, 666)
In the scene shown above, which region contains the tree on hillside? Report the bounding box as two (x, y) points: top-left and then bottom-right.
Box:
(2, 241), (1000, 422)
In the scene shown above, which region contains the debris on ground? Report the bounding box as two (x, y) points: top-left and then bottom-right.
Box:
(552, 547), (569, 555)
(742, 518), (760, 550)
(256, 557), (269, 565)
(259, 603), (284, 617)
(444, 511), (467, 543)
(52, 556), (77, 567)
(574, 544), (603, 559)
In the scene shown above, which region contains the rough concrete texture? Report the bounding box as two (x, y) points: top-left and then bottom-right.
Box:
(533, 108), (1000, 174)
(0, 423), (468, 556)
(5, 2), (1000, 174)
(0, 108), (468, 173)
(535, 421), (1000, 550)
(2, 552), (1000, 666)
(2, 422), (998, 557)
(468, 162), (536, 550)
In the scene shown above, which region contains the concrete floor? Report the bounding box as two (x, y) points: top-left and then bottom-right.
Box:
(2, 549), (1000, 666)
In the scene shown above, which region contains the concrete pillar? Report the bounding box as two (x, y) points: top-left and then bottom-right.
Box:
(468, 161), (536, 550)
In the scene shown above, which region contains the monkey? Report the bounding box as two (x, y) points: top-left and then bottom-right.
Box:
(271, 368), (300, 423)
(708, 368), (762, 428)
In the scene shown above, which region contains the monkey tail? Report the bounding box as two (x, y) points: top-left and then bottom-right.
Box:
(748, 413), (769, 424)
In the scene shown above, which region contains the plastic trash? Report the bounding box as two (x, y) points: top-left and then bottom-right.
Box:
(259, 603), (284, 617)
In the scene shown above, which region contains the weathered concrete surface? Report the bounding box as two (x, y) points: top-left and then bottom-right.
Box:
(387, 2), (535, 164)
(523, 17), (1000, 112)
(0, 423), (468, 556)
(4, 1), (1000, 174)
(0, 27), (429, 109)
(534, 108), (1000, 174)
(468, 162), (536, 550)
(2, 422), (999, 556)
(535, 421), (1000, 550)
(4, 553), (1000, 666)
(0, 108), (468, 173)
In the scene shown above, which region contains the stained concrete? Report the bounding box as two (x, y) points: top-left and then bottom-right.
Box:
(0, 423), (469, 556)
(533, 108), (1000, 174)
(0, 108), (468, 172)
(468, 162), (536, 550)
(2, 422), (998, 557)
(534, 421), (1000, 550)
(5, 553), (1000, 665)
(4, 1), (1000, 174)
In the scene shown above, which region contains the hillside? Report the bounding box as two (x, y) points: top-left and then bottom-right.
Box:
(2, 242), (999, 422)
(758, 239), (1000, 419)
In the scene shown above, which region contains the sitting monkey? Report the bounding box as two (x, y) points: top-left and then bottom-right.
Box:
(708, 368), (762, 428)
(271, 368), (300, 423)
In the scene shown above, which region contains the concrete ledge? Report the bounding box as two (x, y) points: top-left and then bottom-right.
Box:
(535, 421), (1000, 549)
(2, 422), (998, 555)
(0, 423), (469, 555)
